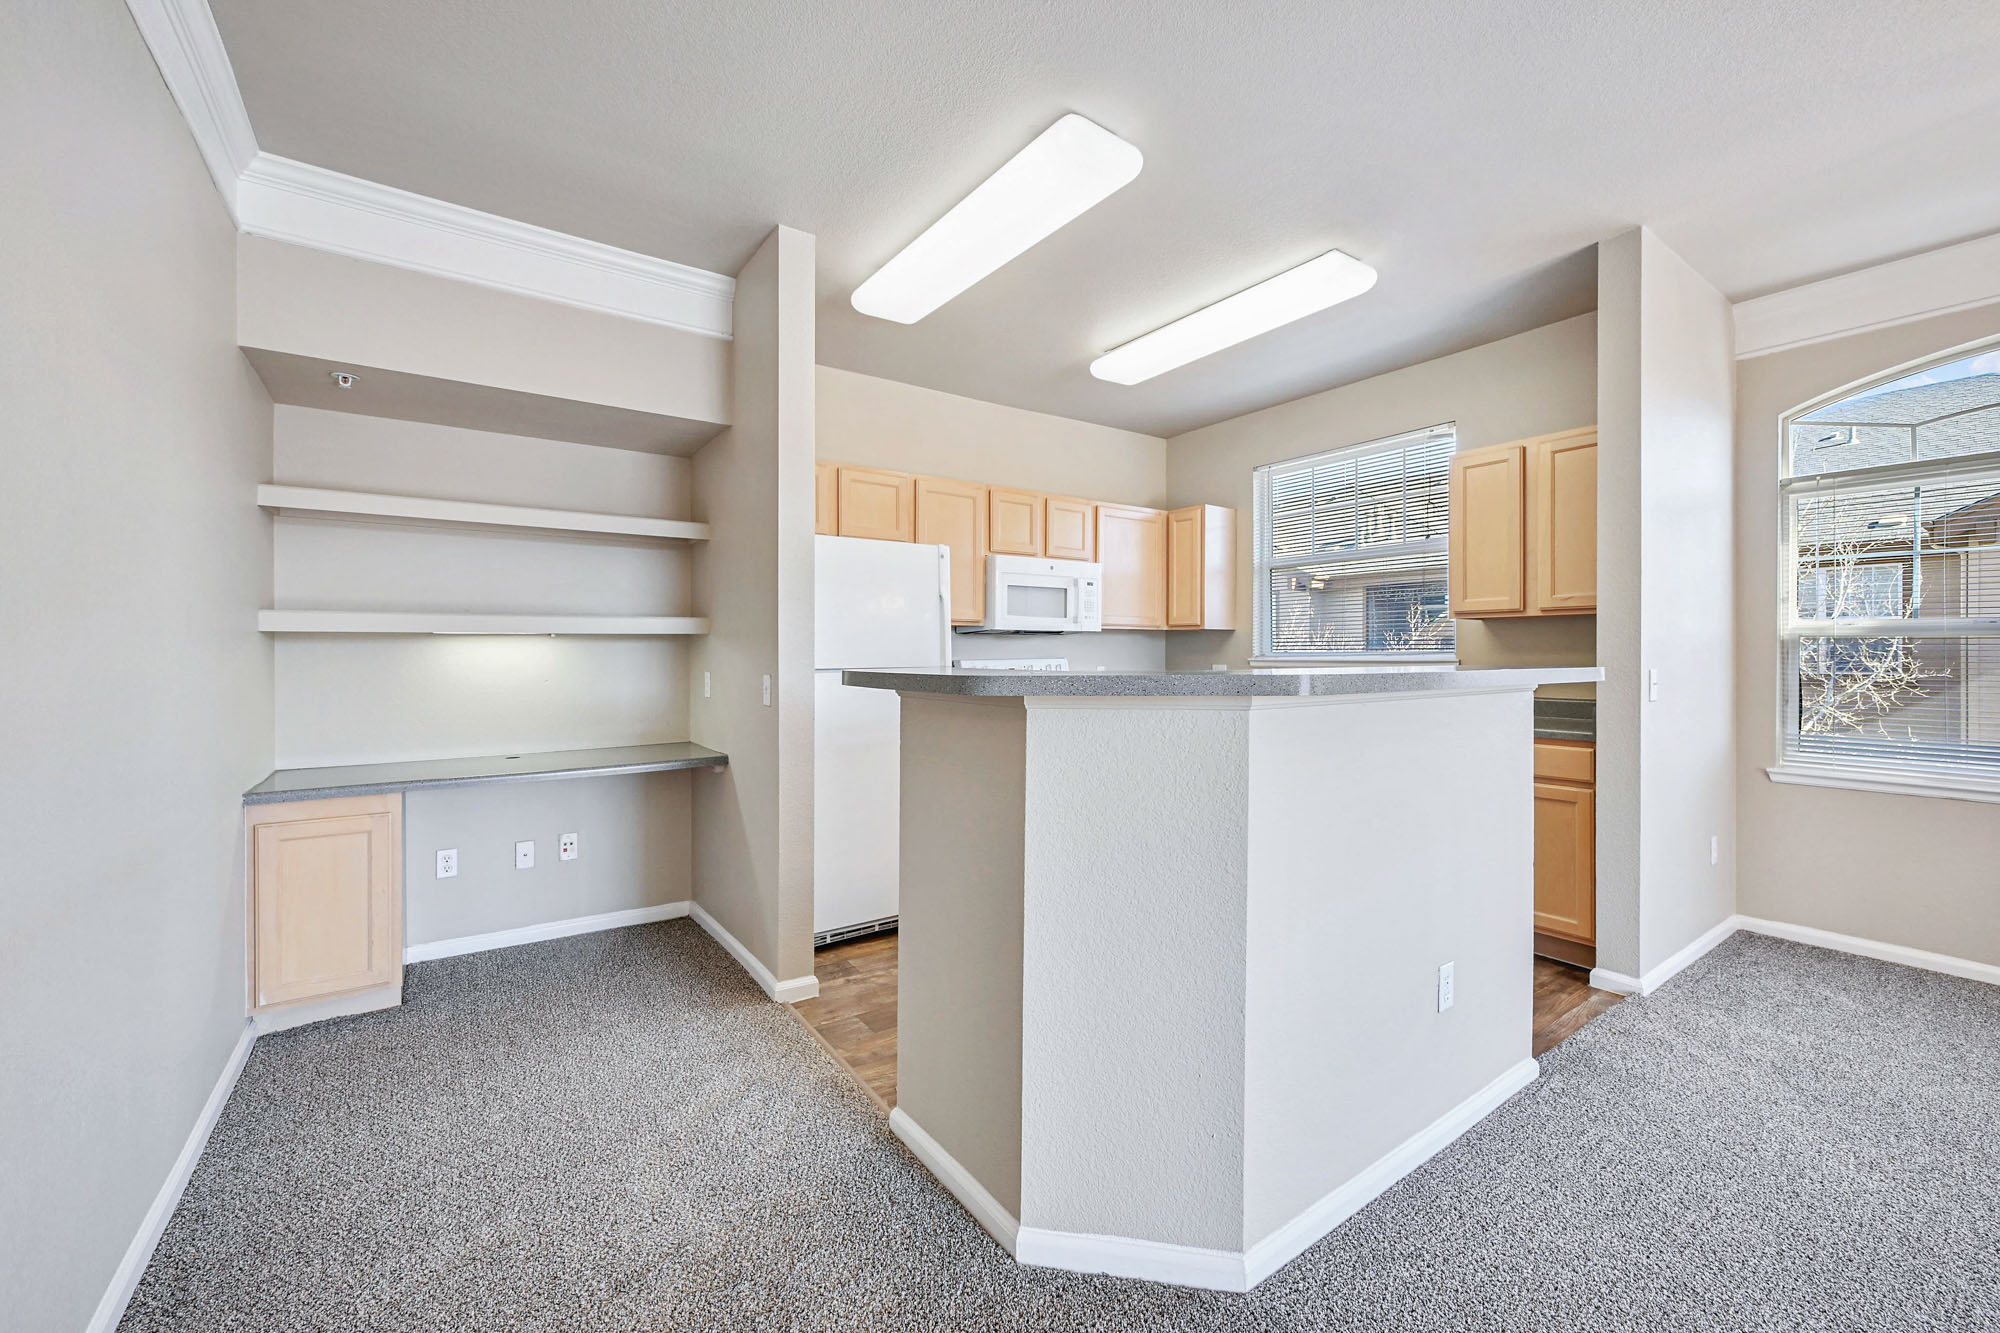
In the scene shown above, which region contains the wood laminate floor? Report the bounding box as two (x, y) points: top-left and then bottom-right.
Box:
(794, 933), (1620, 1112)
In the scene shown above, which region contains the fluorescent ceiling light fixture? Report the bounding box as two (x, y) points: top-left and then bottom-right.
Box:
(1089, 249), (1378, 384)
(851, 114), (1142, 324)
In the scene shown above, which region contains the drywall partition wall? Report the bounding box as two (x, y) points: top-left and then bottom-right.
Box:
(1163, 313), (1599, 685)
(402, 774), (692, 948)
(818, 366), (1170, 671)
(0, 4), (274, 1329)
(269, 407), (694, 765)
(690, 226), (819, 991)
(1595, 228), (1738, 983)
(1736, 303), (2000, 968)
(237, 234), (730, 449)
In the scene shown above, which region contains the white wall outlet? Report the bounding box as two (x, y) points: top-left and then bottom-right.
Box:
(514, 840), (535, 870)
(703, 671), (711, 699)
(559, 832), (578, 862)
(1437, 961), (1455, 1013)
(435, 848), (458, 879)
(1710, 834), (1720, 866)
(762, 673), (772, 706)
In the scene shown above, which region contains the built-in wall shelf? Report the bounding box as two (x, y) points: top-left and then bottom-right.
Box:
(244, 742), (728, 805)
(257, 484), (710, 543)
(258, 611), (710, 636)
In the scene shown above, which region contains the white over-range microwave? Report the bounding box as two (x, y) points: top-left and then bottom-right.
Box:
(967, 555), (1103, 633)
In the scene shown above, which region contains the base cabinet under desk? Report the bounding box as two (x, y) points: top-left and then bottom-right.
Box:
(246, 794), (404, 1029)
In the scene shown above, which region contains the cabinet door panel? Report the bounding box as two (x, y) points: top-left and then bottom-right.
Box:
(1044, 496), (1095, 561)
(1096, 504), (1166, 629)
(1533, 433), (1597, 613)
(1533, 781), (1594, 945)
(988, 487), (1044, 556)
(253, 798), (401, 1008)
(836, 466), (915, 542)
(815, 462), (838, 536)
(1449, 444), (1527, 616)
(916, 476), (987, 625)
(1168, 507), (1204, 627)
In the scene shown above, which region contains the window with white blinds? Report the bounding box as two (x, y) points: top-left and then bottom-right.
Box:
(1253, 424), (1457, 660)
(1779, 344), (2000, 791)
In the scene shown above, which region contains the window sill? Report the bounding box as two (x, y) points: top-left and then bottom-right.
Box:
(1251, 654), (1458, 668)
(1765, 763), (2000, 806)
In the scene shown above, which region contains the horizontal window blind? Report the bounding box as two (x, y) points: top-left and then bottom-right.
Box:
(1781, 360), (2000, 783)
(1254, 424), (1456, 658)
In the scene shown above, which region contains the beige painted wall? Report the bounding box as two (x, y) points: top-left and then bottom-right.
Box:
(690, 226), (819, 986)
(1164, 313), (1599, 686)
(270, 406), (694, 766)
(1736, 303), (2000, 967)
(1596, 228), (1738, 981)
(239, 236), (730, 435)
(817, 366), (1169, 671)
(0, 4), (275, 1327)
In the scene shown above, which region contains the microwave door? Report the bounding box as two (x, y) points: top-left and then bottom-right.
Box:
(1004, 581), (1070, 622)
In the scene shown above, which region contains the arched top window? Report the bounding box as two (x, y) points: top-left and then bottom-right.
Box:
(1778, 341), (2000, 796)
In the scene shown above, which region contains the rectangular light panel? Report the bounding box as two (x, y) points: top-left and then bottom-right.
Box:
(851, 114), (1143, 324)
(1090, 249), (1378, 384)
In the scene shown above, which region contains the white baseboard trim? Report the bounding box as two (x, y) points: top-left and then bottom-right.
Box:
(252, 982), (402, 1035)
(86, 1019), (255, 1333)
(1241, 1054), (1540, 1287)
(888, 1107), (1021, 1256)
(403, 901), (691, 964)
(1011, 1056), (1541, 1292)
(1735, 916), (2000, 987)
(689, 902), (819, 1003)
(1591, 913), (1741, 997)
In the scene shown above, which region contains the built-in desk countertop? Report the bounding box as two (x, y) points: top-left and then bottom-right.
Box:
(243, 742), (727, 805)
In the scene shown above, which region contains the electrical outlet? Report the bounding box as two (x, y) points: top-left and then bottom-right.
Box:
(1437, 962), (1455, 1013)
(762, 674), (772, 706)
(559, 832), (578, 862)
(703, 671), (711, 699)
(514, 840), (535, 870)
(435, 848), (458, 879)
(1710, 834), (1720, 867)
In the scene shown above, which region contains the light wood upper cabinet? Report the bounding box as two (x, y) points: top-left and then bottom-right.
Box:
(1167, 504), (1237, 631)
(1096, 503), (1167, 629)
(915, 475), (987, 625)
(1533, 774), (1595, 946)
(836, 465), (915, 543)
(1449, 443), (1527, 616)
(1044, 495), (1095, 561)
(1532, 430), (1598, 613)
(1449, 428), (1596, 619)
(815, 462), (839, 536)
(987, 487), (1044, 556)
(248, 795), (402, 1010)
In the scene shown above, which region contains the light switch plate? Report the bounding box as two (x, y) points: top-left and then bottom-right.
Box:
(515, 840), (534, 870)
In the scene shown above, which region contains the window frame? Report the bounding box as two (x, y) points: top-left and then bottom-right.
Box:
(1770, 335), (2000, 804)
(1251, 422), (1459, 665)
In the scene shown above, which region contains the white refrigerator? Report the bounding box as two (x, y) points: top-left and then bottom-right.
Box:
(814, 535), (951, 941)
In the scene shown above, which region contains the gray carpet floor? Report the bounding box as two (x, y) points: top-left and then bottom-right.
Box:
(122, 923), (2000, 1332)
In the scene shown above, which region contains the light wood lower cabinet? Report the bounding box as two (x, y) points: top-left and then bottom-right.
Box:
(1096, 503), (1167, 629)
(987, 486), (1043, 556)
(1167, 504), (1236, 630)
(1044, 495), (1095, 560)
(247, 794), (403, 1011)
(836, 465), (915, 542)
(915, 475), (987, 625)
(1532, 741), (1594, 948)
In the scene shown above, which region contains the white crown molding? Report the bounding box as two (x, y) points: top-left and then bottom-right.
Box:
(1733, 231), (2000, 360)
(237, 154), (734, 339)
(125, 0), (735, 339)
(87, 1020), (255, 1333)
(124, 0), (257, 217)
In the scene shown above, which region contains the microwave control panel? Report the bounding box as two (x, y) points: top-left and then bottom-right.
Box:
(1077, 577), (1101, 620)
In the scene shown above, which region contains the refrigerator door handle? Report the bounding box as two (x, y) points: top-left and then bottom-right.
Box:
(937, 545), (953, 663)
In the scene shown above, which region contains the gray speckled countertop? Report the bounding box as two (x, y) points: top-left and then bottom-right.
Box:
(244, 742), (727, 805)
(842, 665), (1602, 698)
